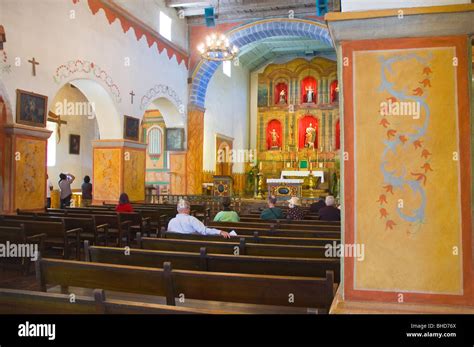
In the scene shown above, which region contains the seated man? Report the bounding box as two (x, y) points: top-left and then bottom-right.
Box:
(168, 199), (231, 238)
(309, 196), (326, 214)
(318, 195), (341, 221)
(260, 196), (284, 220)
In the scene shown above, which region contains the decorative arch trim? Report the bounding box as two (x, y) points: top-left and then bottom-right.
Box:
(53, 60), (122, 103)
(190, 18), (333, 109)
(140, 84), (185, 122)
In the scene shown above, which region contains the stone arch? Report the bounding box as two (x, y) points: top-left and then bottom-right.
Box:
(190, 18), (333, 109)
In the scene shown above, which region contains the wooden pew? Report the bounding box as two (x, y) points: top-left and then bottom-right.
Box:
(36, 257), (335, 311)
(86, 243), (340, 282)
(209, 221), (341, 232)
(206, 225), (340, 239)
(138, 235), (328, 258)
(0, 225), (46, 273)
(0, 219), (81, 259)
(33, 212), (139, 247)
(0, 288), (232, 314)
(161, 231), (339, 247)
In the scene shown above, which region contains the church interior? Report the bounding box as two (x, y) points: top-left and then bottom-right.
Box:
(0, 0), (474, 324)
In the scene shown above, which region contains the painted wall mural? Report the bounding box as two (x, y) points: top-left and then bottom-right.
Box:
(123, 148), (145, 201)
(343, 37), (472, 306)
(14, 137), (46, 210)
(93, 148), (121, 202)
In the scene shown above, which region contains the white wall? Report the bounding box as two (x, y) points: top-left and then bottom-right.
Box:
(114, 0), (188, 52)
(341, 0), (470, 12)
(0, 0), (188, 139)
(204, 63), (250, 174)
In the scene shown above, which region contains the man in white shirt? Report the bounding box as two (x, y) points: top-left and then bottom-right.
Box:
(168, 199), (231, 238)
(46, 174), (53, 208)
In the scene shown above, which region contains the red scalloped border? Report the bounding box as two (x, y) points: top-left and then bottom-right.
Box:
(73, 0), (189, 68)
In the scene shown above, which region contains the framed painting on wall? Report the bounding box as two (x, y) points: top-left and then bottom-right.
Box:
(166, 128), (185, 151)
(69, 134), (80, 155)
(124, 115), (140, 141)
(16, 89), (48, 127)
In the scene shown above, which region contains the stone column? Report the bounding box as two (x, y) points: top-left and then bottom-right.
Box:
(92, 140), (146, 204)
(186, 105), (205, 195)
(3, 124), (51, 212)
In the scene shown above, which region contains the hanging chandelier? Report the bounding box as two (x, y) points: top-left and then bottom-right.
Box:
(197, 33), (239, 61)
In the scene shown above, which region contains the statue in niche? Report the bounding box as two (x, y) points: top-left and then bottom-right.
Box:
(270, 128), (280, 149)
(279, 89), (286, 104)
(305, 85), (315, 103)
(305, 123), (316, 149)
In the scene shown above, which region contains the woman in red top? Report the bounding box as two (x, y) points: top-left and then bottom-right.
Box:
(115, 193), (134, 213)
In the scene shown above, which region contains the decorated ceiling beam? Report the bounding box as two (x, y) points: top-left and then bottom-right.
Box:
(73, 0), (189, 68)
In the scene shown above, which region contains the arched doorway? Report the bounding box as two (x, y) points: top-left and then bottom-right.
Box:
(47, 79), (118, 206)
(142, 97), (186, 196)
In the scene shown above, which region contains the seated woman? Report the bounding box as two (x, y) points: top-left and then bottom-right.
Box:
(115, 193), (134, 213)
(286, 196), (305, 220)
(260, 196), (284, 220)
(213, 197), (240, 222)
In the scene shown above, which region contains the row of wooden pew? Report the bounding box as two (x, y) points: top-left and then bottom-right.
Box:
(1, 204), (341, 313)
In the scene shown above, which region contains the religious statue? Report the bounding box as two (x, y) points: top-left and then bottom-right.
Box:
(270, 128), (280, 149)
(304, 123), (316, 149)
(279, 89), (286, 104)
(305, 85), (314, 103)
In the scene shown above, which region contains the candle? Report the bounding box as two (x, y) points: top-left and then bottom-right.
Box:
(259, 161), (262, 170)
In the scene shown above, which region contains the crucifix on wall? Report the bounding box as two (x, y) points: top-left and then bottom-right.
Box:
(47, 111), (67, 144)
(28, 57), (39, 76)
(130, 90), (135, 104)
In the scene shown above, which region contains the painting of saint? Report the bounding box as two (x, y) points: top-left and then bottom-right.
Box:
(69, 134), (80, 155)
(166, 128), (185, 151)
(16, 89), (47, 127)
(124, 115), (140, 141)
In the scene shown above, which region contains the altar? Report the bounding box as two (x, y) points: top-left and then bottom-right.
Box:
(280, 170), (325, 183)
(266, 178), (304, 199)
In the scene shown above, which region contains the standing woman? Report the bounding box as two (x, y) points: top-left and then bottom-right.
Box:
(81, 176), (93, 207)
(59, 173), (75, 209)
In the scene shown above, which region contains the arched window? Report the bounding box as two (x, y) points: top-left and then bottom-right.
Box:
(147, 126), (163, 158)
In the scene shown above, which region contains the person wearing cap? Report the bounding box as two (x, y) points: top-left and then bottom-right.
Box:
(213, 197), (240, 222)
(286, 196), (305, 220)
(168, 199), (231, 238)
(318, 195), (341, 221)
(260, 195), (284, 220)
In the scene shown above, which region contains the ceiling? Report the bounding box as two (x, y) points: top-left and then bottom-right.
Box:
(238, 36), (334, 71)
(166, 0), (337, 24)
